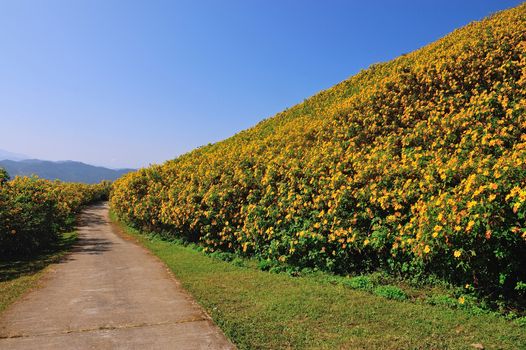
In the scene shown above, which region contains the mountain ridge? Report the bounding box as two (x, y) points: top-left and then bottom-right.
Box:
(0, 159), (134, 184)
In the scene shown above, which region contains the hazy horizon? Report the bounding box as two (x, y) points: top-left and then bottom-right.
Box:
(0, 153), (136, 170)
(1, 0), (521, 168)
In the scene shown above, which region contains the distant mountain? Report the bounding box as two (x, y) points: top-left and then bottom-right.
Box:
(0, 159), (134, 184)
(0, 148), (29, 161)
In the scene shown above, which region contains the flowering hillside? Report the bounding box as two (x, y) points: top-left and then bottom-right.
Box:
(111, 4), (526, 298)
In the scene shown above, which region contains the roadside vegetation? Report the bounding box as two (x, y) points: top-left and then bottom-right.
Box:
(0, 169), (110, 259)
(111, 3), (526, 312)
(112, 215), (526, 349)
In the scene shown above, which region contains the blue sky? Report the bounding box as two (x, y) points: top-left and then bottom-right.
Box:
(0, 0), (522, 168)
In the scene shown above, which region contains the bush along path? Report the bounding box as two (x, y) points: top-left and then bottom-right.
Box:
(0, 203), (234, 350)
(0, 172), (110, 259)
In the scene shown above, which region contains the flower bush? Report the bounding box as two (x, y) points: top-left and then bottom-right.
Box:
(0, 174), (110, 258)
(111, 4), (526, 298)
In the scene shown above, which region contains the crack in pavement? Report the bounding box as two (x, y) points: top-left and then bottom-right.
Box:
(0, 316), (208, 340)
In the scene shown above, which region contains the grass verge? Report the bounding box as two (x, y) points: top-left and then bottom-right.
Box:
(112, 215), (525, 349)
(0, 232), (77, 313)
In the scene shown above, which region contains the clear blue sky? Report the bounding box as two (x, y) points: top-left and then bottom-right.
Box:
(0, 0), (522, 168)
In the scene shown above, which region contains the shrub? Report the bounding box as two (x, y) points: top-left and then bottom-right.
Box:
(0, 174), (110, 259)
(258, 259), (275, 271)
(343, 276), (375, 291)
(374, 285), (408, 301)
(426, 294), (459, 308)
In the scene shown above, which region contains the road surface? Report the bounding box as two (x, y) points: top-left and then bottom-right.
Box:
(0, 203), (235, 350)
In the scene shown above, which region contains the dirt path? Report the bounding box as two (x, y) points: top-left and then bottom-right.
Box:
(0, 203), (235, 349)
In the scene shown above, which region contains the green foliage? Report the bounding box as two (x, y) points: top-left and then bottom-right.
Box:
(209, 251), (236, 262)
(257, 259), (274, 271)
(374, 285), (408, 301)
(231, 257), (246, 267)
(343, 276), (375, 291)
(426, 294), (460, 308)
(0, 177), (110, 259)
(0, 168), (9, 184)
(516, 316), (526, 327)
(111, 4), (526, 301)
(516, 281), (526, 296)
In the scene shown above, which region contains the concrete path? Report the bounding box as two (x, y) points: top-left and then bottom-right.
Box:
(0, 203), (235, 350)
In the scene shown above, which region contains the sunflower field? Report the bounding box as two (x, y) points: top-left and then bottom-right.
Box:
(111, 4), (526, 298)
(0, 173), (110, 258)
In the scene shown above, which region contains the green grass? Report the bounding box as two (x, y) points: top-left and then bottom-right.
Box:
(0, 232), (77, 313)
(112, 216), (525, 350)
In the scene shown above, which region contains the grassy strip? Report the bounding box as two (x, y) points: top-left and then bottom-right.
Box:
(0, 232), (77, 313)
(112, 216), (525, 350)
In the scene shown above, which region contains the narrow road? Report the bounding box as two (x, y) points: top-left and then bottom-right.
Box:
(0, 203), (235, 350)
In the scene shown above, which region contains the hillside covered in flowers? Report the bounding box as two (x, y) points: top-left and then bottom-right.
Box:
(111, 4), (526, 299)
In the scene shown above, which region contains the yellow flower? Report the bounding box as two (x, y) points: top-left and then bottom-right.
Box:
(458, 296), (465, 305)
(467, 200), (477, 210)
(424, 245), (431, 254)
(363, 239), (370, 246)
(454, 250), (461, 258)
